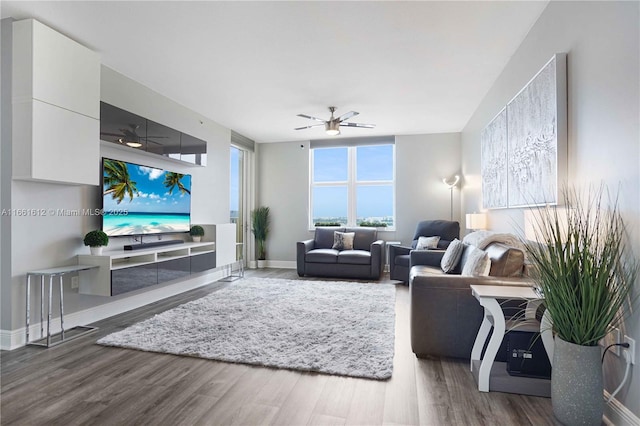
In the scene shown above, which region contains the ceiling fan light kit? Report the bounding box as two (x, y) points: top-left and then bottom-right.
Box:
(325, 121), (341, 136)
(295, 106), (375, 136)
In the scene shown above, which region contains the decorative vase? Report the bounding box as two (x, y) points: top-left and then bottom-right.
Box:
(192, 236), (201, 243)
(90, 246), (103, 255)
(552, 337), (604, 426)
(257, 259), (266, 269)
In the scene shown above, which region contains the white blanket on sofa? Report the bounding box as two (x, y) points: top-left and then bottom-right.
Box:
(462, 230), (526, 253)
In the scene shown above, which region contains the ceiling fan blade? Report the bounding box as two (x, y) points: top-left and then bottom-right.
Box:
(297, 114), (326, 123)
(339, 122), (376, 128)
(294, 124), (325, 130)
(337, 111), (359, 122)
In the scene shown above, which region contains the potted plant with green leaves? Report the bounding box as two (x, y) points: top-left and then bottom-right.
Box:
(190, 225), (205, 242)
(251, 206), (270, 268)
(524, 186), (637, 425)
(84, 230), (109, 255)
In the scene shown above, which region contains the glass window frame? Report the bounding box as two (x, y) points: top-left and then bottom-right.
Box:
(309, 144), (396, 230)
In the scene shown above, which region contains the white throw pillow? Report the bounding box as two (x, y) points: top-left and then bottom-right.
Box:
(440, 239), (464, 273)
(416, 236), (440, 250)
(332, 231), (355, 251)
(461, 247), (491, 277)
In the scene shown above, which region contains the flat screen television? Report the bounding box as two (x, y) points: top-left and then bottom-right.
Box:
(102, 158), (191, 237)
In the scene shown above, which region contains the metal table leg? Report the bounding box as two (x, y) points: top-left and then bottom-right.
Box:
(47, 275), (53, 347)
(59, 276), (65, 340)
(26, 274), (31, 344)
(40, 275), (44, 339)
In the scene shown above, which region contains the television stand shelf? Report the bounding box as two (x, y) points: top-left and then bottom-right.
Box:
(77, 242), (216, 296)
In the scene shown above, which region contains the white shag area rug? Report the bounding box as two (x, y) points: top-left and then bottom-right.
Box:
(97, 277), (396, 380)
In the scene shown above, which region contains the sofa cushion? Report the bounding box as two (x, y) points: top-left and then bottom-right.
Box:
(416, 236), (440, 250)
(440, 239), (464, 273)
(337, 250), (371, 265)
(306, 248), (339, 263)
(461, 247), (491, 276)
(344, 227), (378, 250)
(314, 227), (345, 249)
(486, 242), (525, 277)
(332, 231), (355, 251)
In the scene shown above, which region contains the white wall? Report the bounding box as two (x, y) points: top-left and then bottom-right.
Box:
(257, 133), (461, 264)
(0, 19), (14, 331)
(461, 1), (639, 416)
(2, 63), (232, 334)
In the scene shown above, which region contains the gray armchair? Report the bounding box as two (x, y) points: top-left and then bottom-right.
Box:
(389, 220), (460, 283)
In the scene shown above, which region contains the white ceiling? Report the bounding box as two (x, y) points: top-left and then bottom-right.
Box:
(1, 1), (548, 143)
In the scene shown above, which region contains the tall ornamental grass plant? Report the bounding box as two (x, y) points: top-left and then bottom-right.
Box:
(524, 186), (637, 346)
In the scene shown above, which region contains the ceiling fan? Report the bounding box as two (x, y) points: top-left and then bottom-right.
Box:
(295, 106), (375, 136)
(100, 124), (167, 148)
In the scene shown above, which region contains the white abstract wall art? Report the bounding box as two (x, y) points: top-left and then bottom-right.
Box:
(506, 53), (567, 207)
(481, 108), (508, 209)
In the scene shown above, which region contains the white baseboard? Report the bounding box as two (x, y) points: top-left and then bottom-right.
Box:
(265, 260), (296, 269)
(247, 260), (296, 269)
(1, 268), (226, 351)
(604, 390), (640, 426)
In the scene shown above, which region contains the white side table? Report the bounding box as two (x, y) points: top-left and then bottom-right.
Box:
(26, 264), (99, 347)
(385, 241), (402, 272)
(469, 284), (550, 396)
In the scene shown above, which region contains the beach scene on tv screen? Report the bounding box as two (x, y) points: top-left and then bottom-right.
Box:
(102, 159), (191, 236)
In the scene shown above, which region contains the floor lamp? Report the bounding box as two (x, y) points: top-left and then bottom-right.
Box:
(442, 175), (460, 221)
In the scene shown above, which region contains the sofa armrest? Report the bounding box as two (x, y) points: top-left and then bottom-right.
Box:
(410, 266), (534, 290)
(389, 244), (411, 259)
(370, 240), (385, 278)
(409, 267), (534, 359)
(297, 239), (315, 276)
(410, 249), (446, 268)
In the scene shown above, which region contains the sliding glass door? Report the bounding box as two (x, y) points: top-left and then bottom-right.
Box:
(230, 146), (247, 265)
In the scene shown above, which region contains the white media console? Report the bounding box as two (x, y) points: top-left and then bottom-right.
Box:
(77, 242), (216, 297)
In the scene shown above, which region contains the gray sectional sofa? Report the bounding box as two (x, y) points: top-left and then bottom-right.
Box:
(297, 227), (385, 280)
(409, 241), (531, 359)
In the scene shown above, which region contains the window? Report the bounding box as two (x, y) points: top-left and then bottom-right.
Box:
(310, 143), (395, 228)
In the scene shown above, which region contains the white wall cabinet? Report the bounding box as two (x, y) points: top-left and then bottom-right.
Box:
(12, 19), (100, 185)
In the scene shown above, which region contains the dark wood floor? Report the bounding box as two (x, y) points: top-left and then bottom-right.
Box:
(1, 268), (554, 425)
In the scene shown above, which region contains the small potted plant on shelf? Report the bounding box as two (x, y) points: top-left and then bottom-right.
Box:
(190, 225), (205, 242)
(83, 230), (109, 255)
(251, 206), (270, 268)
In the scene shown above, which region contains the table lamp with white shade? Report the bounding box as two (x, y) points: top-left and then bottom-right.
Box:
(466, 213), (488, 231)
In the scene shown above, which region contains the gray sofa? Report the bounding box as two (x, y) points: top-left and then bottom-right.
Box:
(409, 241), (531, 359)
(297, 227), (385, 280)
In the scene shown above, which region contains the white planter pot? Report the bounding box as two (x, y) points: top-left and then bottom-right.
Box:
(192, 236), (201, 243)
(257, 259), (266, 269)
(90, 246), (103, 255)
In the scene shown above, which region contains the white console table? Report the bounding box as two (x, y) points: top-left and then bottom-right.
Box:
(469, 284), (550, 397)
(26, 264), (99, 347)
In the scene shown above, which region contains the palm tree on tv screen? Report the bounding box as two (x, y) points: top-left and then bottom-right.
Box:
(164, 172), (191, 195)
(103, 160), (139, 204)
